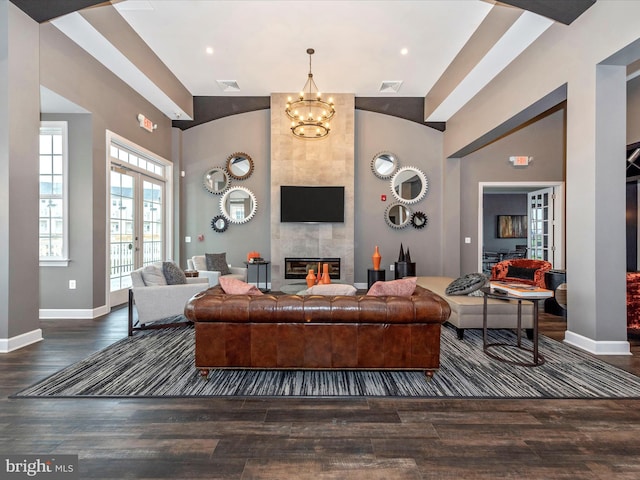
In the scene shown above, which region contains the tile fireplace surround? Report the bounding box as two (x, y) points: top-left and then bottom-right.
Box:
(270, 93), (355, 291)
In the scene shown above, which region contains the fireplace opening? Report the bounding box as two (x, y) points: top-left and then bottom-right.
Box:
(284, 257), (340, 280)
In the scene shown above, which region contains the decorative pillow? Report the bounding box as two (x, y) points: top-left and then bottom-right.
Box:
(162, 261), (187, 285)
(192, 255), (207, 271)
(366, 277), (417, 297)
(297, 284), (357, 296)
(445, 273), (487, 296)
(140, 263), (167, 286)
(205, 252), (231, 276)
(506, 265), (536, 281)
(219, 276), (263, 295)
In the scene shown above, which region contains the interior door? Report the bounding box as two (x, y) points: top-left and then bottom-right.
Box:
(528, 187), (555, 265)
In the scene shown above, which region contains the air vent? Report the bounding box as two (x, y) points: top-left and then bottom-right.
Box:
(379, 81), (403, 93)
(216, 80), (240, 92)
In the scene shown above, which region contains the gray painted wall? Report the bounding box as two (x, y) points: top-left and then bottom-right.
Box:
(39, 24), (174, 310)
(459, 109), (565, 275)
(179, 108), (447, 285)
(39, 113), (93, 309)
(482, 193), (528, 252)
(0, 3), (40, 338)
(180, 110), (271, 270)
(354, 110), (444, 283)
(628, 75), (640, 146)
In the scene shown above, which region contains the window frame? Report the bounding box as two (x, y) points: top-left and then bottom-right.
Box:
(39, 121), (69, 267)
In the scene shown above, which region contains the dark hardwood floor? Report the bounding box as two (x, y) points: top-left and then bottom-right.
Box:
(3, 308), (640, 479)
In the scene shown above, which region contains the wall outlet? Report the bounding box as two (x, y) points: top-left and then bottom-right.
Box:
(389, 264), (394, 272)
(69, 280), (76, 289)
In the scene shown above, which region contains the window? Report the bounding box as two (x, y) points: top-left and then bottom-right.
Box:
(39, 122), (69, 266)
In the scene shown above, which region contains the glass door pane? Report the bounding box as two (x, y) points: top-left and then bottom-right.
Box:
(110, 168), (136, 295)
(142, 179), (163, 266)
(528, 187), (554, 265)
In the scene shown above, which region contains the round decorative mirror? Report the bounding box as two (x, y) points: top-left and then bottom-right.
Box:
(220, 186), (257, 224)
(385, 202), (412, 229)
(371, 151), (399, 179)
(210, 215), (229, 233)
(226, 152), (254, 180)
(390, 166), (428, 204)
(203, 167), (230, 195)
(411, 211), (428, 229)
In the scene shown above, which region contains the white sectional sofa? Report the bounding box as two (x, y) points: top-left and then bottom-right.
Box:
(417, 276), (533, 340)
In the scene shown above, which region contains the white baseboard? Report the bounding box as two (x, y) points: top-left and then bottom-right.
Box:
(564, 330), (631, 355)
(0, 328), (43, 353)
(39, 305), (109, 320)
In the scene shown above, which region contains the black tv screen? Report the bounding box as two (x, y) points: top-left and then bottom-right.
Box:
(280, 186), (345, 223)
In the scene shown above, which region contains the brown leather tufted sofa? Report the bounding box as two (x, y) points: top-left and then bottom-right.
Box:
(184, 285), (451, 379)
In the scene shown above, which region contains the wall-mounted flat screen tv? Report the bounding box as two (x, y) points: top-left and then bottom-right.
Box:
(280, 186), (345, 223)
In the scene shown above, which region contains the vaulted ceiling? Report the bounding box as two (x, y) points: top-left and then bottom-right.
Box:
(11, 0), (595, 126)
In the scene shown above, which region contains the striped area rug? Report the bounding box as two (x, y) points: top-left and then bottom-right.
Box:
(13, 322), (640, 398)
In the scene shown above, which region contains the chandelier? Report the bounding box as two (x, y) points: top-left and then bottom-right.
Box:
(285, 48), (335, 139)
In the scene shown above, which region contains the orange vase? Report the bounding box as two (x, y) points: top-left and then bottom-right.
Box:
(372, 245), (382, 271)
(321, 263), (331, 284)
(306, 269), (316, 288)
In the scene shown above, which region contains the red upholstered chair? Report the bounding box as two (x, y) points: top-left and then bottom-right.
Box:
(490, 258), (552, 289)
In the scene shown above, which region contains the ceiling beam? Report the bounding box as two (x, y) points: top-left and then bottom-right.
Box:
(10, 0), (107, 23)
(498, 0), (596, 25)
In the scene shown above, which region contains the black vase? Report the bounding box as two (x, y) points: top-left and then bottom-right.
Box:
(398, 243), (405, 262)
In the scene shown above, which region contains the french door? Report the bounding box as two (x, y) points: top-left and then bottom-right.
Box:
(109, 167), (165, 306)
(528, 187), (556, 265)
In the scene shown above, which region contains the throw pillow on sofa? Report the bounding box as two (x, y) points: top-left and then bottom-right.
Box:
(297, 284), (357, 296)
(140, 263), (167, 286)
(505, 265), (536, 281)
(219, 276), (263, 295)
(367, 277), (417, 297)
(445, 273), (487, 296)
(163, 261), (187, 285)
(205, 252), (231, 276)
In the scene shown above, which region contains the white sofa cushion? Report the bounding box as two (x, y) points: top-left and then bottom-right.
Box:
(140, 263), (167, 286)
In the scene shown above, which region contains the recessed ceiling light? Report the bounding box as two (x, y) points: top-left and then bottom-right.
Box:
(400, 48), (408, 55)
(206, 47), (214, 55)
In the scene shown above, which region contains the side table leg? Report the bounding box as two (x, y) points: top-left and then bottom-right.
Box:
(483, 293), (488, 350)
(533, 300), (540, 365)
(516, 300), (522, 347)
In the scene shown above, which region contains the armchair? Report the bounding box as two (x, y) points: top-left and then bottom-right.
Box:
(129, 263), (209, 335)
(490, 258), (552, 288)
(191, 254), (248, 287)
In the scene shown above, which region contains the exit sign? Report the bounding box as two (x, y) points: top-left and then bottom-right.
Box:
(137, 113), (155, 132)
(509, 156), (531, 166)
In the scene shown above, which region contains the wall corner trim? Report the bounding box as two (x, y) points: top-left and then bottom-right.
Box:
(563, 330), (631, 355)
(0, 329), (43, 353)
(39, 305), (109, 320)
